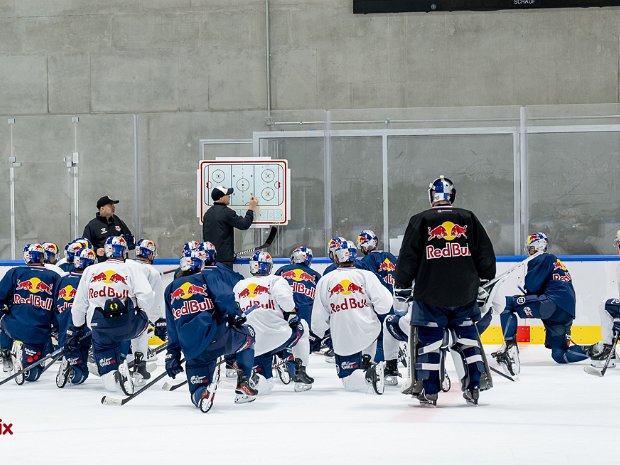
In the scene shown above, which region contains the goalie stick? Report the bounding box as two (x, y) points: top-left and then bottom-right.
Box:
(102, 357), (185, 406)
(584, 331), (619, 377)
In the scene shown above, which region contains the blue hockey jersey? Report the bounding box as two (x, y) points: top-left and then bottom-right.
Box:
(165, 267), (243, 360)
(524, 253), (576, 317)
(275, 263), (321, 324)
(359, 250), (398, 293)
(0, 265), (61, 345)
(54, 272), (83, 346)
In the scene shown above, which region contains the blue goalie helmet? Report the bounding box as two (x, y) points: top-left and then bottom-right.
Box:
(42, 242), (59, 264)
(250, 251), (273, 276)
(74, 248), (96, 270)
(290, 246), (313, 266)
(526, 232), (548, 255)
(136, 239), (157, 259)
(357, 230), (378, 252)
(23, 243), (45, 265)
(104, 236), (128, 258)
(428, 175), (456, 206)
(334, 240), (357, 264)
(199, 241), (217, 265)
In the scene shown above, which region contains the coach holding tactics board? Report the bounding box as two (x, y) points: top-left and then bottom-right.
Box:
(202, 186), (258, 268)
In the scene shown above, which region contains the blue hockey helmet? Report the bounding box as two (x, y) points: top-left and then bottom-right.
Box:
(428, 175), (456, 206)
(104, 236), (128, 258)
(327, 236), (346, 261)
(334, 240), (357, 264)
(23, 243), (45, 265)
(42, 242), (59, 264)
(357, 230), (378, 253)
(64, 241), (83, 262)
(250, 251), (273, 276)
(136, 239), (157, 259)
(199, 241), (217, 265)
(74, 237), (93, 251)
(180, 249), (207, 272)
(290, 246), (313, 266)
(182, 241), (200, 257)
(74, 248), (96, 270)
(526, 232), (548, 255)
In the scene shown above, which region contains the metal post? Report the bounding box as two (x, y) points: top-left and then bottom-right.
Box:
(133, 114), (141, 239)
(265, 0), (272, 125)
(519, 106), (529, 253)
(72, 116), (80, 238)
(323, 110), (333, 250)
(382, 134), (389, 252)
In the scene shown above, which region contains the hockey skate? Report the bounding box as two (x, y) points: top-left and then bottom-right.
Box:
(589, 343), (617, 368)
(235, 373), (258, 404)
(384, 359), (400, 386)
(293, 358), (314, 392)
(324, 348), (335, 364)
(115, 360), (134, 395)
(365, 361), (385, 395)
(56, 357), (72, 388)
(492, 341), (520, 376)
(1, 348), (13, 373)
(416, 389), (438, 406)
(192, 366), (221, 413)
(132, 352), (151, 386)
(463, 387), (480, 406)
(12, 342), (25, 385)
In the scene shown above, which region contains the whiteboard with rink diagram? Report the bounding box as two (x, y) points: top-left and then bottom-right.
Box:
(198, 159), (290, 226)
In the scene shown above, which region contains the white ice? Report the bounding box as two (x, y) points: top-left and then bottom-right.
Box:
(1, 345), (619, 465)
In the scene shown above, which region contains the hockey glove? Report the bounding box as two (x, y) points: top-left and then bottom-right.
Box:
(227, 313), (247, 328)
(124, 234), (135, 249)
(285, 312), (300, 329)
(65, 325), (85, 352)
(165, 352), (183, 379)
(154, 318), (167, 340)
(394, 288), (412, 300)
(477, 286), (490, 306)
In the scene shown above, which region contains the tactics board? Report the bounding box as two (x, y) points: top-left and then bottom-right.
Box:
(198, 159), (290, 226)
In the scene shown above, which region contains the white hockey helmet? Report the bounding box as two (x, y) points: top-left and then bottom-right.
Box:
(334, 240), (357, 264)
(526, 232), (548, 255)
(250, 251), (273, 276)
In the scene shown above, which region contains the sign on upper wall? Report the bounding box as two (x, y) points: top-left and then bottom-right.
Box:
(354, 0), (620, 13)
(198, 159), (290, 226)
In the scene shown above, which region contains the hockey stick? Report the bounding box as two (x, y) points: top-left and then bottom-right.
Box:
(481, 252), (542, 292)
(0, 333), (91, 387)
(235, 226), (278, 257)
(162, 358), (226, 391)
(101, 357), (185, 406)
(489, 365), (516, 382)
(584, 331), (619, 377)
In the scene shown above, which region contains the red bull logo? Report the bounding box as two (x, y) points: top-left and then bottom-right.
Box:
(237, 283), (270, 299)
(552, 259), (572, 283)
(281, 269), (317, 284)
(378, 258), (396, 273)
(58, 285), (77, 302)
(170, 282), (209, 302)
(553, 259), (568, 272)
(328, 280), (365, 297)
(427, 222), (468, 242)
(16, 277), (53, 295)
(90, 270), (128, 285)
(426, 242), (471, 260)
(236, 282), (275, 312)
(327, 279), (368, 313)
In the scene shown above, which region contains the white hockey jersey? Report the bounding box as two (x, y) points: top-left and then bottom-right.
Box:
(130, 259), (164, 320)
(312, 267), (392, 356)
(72, 258), (155, 328)
(44, 263), (67, 276)
(234, 274), (296, 356)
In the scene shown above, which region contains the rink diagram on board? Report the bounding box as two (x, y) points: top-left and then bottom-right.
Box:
(1, 344), (619, 465)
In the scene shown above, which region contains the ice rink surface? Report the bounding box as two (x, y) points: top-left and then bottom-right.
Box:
(1, 344), (619, 465)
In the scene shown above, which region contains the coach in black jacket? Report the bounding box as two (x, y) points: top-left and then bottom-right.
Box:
(82, 195), (135, 262)
(202, 186), (258, 268)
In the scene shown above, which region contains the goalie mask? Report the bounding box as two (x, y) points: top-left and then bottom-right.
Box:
(526, 232), (548, 255)
(428, 175), (456, 206)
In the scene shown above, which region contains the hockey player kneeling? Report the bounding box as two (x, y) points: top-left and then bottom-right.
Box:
(493, 233), (588, 376)
(311, 240), (392, 394)
(234, 251), (313, 394)
(70, 236), (156, 395)
(165, 245), (257, 412)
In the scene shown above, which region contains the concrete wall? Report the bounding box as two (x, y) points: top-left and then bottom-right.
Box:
(1, 1), (620, 256)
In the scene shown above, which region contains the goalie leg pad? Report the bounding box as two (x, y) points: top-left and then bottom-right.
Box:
(450, 324), (486, 391)
(500, 298), (519, 341)
(415, 326), (444, 395)
(542, 314), (588, 364)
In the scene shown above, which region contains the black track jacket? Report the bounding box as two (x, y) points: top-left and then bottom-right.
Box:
(202, 203), (254, 263)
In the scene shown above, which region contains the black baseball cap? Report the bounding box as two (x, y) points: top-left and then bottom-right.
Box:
(97, 195), (119, 209)
(211, 186), (234, 201)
